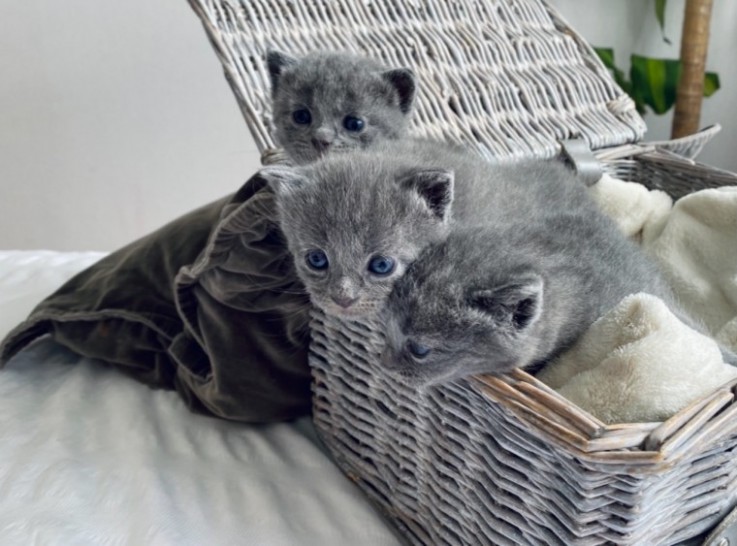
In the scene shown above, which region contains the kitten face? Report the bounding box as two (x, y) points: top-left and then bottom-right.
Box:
(380, 236), (545, 387)
(261, 156), (453, 318)
(267, 50), (415, 164)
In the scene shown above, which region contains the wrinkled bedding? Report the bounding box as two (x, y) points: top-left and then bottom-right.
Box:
(0, 251), (400, 546)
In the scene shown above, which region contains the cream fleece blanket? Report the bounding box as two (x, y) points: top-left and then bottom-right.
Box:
(588, 173), (673, 242)
(643, 186), (737, 350)
(537, 293), (737, 424)
(537, 176), (737, 424)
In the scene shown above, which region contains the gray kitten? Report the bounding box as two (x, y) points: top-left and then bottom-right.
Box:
(267, 50), (416, 164)
(260, 144), (453, 318)
(261, 140), (591, 319)
(379, 204), (684, 386)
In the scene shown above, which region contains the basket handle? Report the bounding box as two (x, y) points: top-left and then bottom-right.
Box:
(559, 139), (603, 186)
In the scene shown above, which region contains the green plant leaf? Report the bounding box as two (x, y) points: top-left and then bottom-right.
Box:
(594, 47), (615, 69)
(593, 47), (631, 95)
(596, 49), (721, 116)
(630, 55), (681, 114)
(704, 72), (721, 97)
(655, 0), (672, 44)
(655, 0), (666, 29)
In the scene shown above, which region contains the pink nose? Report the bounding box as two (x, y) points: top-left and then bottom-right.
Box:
(312, 138), (332, 152)
(331, 295), (358, 308)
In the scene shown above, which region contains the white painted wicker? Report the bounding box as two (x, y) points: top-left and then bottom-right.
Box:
(188, 0), (737, 544)
(188, 0), (646, 160)
(310, 296), (737, 545)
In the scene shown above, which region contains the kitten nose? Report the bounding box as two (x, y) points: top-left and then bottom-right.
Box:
(311, 137), (332, 152)
(331, 295), (358, 309)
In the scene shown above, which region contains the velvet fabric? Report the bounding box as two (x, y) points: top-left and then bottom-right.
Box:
(0, 174), (313, 422)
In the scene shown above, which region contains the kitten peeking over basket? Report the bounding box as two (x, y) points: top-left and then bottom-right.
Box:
(379, 166), (688, 387)
(260, 144), (454, 318)
(267, 50), (416, 164)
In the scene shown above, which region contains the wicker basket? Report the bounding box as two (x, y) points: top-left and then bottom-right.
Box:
(188, 0), (647, 160)
(188, 0), (737, 544)
(309, 236), (737, 545)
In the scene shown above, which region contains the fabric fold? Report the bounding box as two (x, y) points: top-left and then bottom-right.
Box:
(538, 293), (737, 424)
(0, 173), (313, 423)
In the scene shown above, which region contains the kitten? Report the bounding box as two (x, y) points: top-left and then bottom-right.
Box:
(261, 140), (591, 319)
(267, 50), (416, 164)
(260, 144), (454, 318)
(380, 169), (686, 387)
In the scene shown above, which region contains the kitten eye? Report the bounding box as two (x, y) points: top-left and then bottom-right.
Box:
(367, 255), (395, 276)
(343, 115), (365, 132)
(292, 109), (312, 125)
(407, 340), (431, 359)
(305, 249), (328, 270)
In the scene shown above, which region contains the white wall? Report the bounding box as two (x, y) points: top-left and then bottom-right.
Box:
(0, 1), (260, 251)
(1, 0), (735, 251)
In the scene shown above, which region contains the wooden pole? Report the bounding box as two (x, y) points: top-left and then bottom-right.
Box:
(671, 0), (714, 138)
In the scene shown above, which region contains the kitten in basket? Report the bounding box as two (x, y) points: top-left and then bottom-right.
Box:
(267, 50), (416, 164)
(261, 140), (591, 318)
(379, 175), (737, 386)
(379, 217), (674, 386)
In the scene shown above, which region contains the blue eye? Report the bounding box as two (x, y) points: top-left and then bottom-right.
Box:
(306, 249), (328, 270)
(407, 340), (431, 359)
(292, 109), (312, 125)
(343, 115), (365, 132)
(368, 255), (395, 275)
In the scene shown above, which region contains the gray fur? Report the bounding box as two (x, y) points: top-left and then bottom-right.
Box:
(380, 162), (689, 387)
(267, 50), (416, 164)
(264, 140), (592, 319)
(261, 144), (454, 318)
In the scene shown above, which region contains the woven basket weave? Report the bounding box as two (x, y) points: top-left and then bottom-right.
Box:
(189, 0), (646, 160)
(188, 0), (737, 544)
(310, 272), (737, 545)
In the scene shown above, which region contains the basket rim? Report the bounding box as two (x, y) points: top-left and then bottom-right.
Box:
(473, 368), (737, 469)
(311, 294), (737, 473)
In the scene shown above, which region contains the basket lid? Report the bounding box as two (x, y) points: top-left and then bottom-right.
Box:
(190, 0), (646, 161)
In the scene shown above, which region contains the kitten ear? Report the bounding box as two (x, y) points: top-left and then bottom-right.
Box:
(266, 50), (298, 95)
(399, 169), (454, 222)
(382, 68), (416, 114)
(259, 165), (307, 196)
(468, 274), (544, 332)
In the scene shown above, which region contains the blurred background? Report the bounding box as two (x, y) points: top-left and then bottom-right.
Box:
(1, 0), (734, 251)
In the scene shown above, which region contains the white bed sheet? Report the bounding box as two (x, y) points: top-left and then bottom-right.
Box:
(0, 251), (401, 546)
